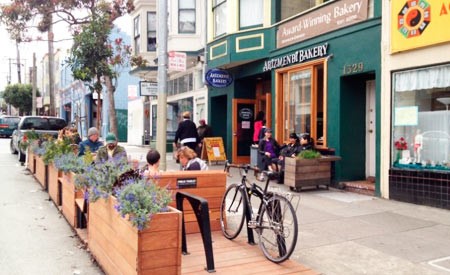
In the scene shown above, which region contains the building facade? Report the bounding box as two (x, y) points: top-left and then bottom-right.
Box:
(128, 0), (208, 147)
(207, 0), (381, 189)
(381, 0), (450, 209)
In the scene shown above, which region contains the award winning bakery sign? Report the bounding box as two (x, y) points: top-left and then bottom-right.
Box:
(277, 0), (368, 49)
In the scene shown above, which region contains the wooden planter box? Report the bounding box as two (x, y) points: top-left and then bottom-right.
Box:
(60, 172), (84, 228)
(34, 155), (47, 190)
(156, 170), (227, 234)
(88, 197), (182, 275)
(27, 149), (35, 174)
(48, 163), (62, 206)
(284, 156), (341, 191)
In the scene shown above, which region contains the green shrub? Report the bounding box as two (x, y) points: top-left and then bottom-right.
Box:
(297, 150), (321, 159)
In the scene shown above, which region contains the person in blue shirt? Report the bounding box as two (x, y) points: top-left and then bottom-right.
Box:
(78, 127), (104, 156)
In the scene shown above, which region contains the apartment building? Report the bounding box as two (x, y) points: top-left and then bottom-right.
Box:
(128, 0), (207, 146)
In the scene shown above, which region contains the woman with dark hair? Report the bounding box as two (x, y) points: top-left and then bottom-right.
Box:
(276, 133), (301, 183)
(299, 133), (314, 151)
(253, 111), (265, 144)
(143, 149), (161, 178)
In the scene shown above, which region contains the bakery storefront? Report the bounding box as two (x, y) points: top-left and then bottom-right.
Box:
(386, 0), (450, 209)
(207, 0), (381, 187)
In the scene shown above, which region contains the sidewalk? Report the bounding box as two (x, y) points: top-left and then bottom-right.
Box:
(123, 144), (450, 274)
(2, 142), (450, 274)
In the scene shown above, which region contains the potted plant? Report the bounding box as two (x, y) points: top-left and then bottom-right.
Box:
(284, 149), (341, 191)
(88, 172), (182, 274)
(24, 130), (41, 175)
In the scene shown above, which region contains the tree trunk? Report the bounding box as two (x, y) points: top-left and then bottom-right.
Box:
(15, 41), (21, 84)
(104, 75), (118, 137)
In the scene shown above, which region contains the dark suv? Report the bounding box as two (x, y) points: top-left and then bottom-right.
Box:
(10, 116), (67, 162)
(0, 116), (21, 137)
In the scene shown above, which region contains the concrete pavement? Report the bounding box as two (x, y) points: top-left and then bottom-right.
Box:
(0, 140), (103, 275)
(125, 144), (450, 274)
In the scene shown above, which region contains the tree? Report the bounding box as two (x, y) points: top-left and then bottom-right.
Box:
(0, 0), (134, 128)
(66, 12), (132, 135)
(1, 84), (40, 115)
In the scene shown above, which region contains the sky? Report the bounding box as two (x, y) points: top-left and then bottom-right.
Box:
(0, 0), (131, 91)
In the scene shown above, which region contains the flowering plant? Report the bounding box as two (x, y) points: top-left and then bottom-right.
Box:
(54, 152), (87, 173)
(394, 137), (408, 150)
(74, 152), (132, 202)
(114, 178), (172, 230)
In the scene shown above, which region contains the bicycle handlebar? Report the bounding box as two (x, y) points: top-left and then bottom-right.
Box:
(224, 160), (278, 178)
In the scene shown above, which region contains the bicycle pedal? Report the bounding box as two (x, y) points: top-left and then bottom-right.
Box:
(248, 220), (257, 229)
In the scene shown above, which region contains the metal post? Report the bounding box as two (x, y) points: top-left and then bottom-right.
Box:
(156, 0), (168, 170)
(32, 53), (37, 116)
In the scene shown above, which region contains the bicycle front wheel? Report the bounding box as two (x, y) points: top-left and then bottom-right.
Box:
(220, 183), (246, 239)
(257, 195), (298, 263)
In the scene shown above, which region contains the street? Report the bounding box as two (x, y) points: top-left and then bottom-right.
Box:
(1, 138), (450, 274)
(0, 138), (103, 275)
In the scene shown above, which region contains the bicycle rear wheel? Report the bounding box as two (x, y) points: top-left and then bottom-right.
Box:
(220, 183), (246, 239)
(257, 195), (298, 263)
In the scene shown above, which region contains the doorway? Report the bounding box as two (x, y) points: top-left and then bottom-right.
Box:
(232, 99), (256, 163)
(365, 80), (376, 179)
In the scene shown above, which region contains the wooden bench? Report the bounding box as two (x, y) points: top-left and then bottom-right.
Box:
(156, 170), (227, 234)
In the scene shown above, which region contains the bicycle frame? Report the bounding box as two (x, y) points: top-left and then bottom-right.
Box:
(226, 163), (274, 245)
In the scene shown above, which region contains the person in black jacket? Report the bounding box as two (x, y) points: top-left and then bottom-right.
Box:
(173, 111), (200, 152)
(258, 128), (281, 173)
(276, 133), (302, 184)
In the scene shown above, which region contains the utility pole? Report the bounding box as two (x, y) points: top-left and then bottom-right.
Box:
(156, 0), (168, 170)
(32, 53), (37, 116)
(48, 18), (56, 116)
(15, 41), (21, 84)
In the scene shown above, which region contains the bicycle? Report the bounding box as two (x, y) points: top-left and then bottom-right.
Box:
(220, 161), (298, 263)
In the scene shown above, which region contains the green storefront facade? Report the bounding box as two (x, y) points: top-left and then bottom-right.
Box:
(207, 0), (381, 194)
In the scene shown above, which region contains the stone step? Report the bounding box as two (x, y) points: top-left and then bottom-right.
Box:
(341, 180), (375, 196)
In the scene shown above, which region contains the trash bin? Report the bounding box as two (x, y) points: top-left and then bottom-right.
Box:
(250, 145), (263, 169)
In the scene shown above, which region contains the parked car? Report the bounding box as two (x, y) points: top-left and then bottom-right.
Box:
(10, 116), (67, 163)
(0, 116), (21, 138)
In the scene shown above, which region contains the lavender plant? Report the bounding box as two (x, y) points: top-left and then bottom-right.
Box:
(114, 178), (172, 230)
(77, 153), (132, 202)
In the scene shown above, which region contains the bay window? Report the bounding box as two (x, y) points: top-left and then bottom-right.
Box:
(179, 0), (196, 33)
(213, 0), (227, 37)
(147, 12), (156, 51)
(239, 0), (263, 29)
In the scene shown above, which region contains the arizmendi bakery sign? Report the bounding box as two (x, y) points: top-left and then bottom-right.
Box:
(263, 43), (329, 72)
(277, 0), (368, 49)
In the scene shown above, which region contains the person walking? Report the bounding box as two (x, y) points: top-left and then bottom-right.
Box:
(253, 111), (265, 145)
(173, 111), (200, 152)
(196, 119), (212, 156)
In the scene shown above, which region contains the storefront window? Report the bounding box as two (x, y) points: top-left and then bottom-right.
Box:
(392, 64), (450, 171)
(278, 63), (325, 146)
(152, 97), (194, 141)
